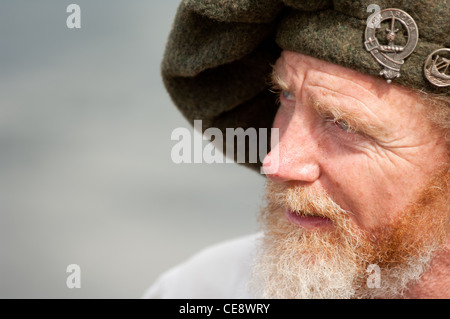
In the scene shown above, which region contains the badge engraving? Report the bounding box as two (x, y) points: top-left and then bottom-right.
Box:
(364, 8), (419, 83)
(424, 48), (450, 87)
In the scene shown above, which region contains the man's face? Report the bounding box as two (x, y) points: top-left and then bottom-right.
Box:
(255, 51), (449, 298)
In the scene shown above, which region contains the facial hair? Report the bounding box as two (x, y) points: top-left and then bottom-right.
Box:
(251, 168), (449, 299)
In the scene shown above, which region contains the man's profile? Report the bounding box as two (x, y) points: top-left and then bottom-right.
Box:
(145, 0), (449, 299)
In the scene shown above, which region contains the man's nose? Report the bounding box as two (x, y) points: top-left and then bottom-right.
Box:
(262, 124), (321, 184)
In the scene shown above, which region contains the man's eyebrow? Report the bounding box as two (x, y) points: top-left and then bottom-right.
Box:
(309, 96), (390, 140)
(269, 67), (291, 92)
(270, 64), (390, 140)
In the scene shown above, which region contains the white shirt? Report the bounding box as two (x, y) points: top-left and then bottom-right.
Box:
(143, 233), (262, 299)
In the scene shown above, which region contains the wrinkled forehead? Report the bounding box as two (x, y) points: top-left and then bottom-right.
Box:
(274, 51), (396, 97)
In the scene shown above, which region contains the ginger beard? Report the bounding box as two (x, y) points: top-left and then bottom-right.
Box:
(251, 168), (449, 299)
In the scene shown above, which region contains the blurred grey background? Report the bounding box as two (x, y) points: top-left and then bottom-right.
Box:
(0, 1), (265, 298)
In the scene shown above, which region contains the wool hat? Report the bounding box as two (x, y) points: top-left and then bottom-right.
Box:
(162, 0), (450, 171)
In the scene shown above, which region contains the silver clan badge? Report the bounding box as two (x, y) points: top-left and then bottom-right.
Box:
(424, 48), (450, 87)
(364, 8), (419, 83)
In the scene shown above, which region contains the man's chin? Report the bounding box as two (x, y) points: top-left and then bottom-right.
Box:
(251, 208), (369, 299)
(252, 168), (449, 299)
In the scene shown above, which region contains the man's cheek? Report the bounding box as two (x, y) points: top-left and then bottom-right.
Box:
(322, 164), (386, 230)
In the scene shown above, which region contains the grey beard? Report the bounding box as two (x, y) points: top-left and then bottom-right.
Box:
(250, 213), (440, 299)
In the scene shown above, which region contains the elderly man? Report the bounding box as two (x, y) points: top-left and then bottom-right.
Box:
(146, 0), (449, 299)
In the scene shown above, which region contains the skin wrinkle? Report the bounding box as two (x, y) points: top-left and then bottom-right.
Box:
(281, 50), (396, 100)
(376, 143), (424, 171)
(320, 71), (382, 102)
(305, 82), (435, 151)
(307, 78), (385, 122)
(274, 79), (428, 173)
(308, 94), (389, 142)
(365, 147), (428, 213)
(272, 65), (404, 147)
(307, 85), (388, 137)
(277, 52), (440, 150)
(272, 60), (444, 172)
(348, 140), (425, 219)
(275, 53), (447, 168)
(259, 53), (449, 299)
(380, 130), (447, 169)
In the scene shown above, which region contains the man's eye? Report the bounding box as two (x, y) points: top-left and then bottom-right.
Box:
(334, 119), (356, 134)
(281, 90), (295, 101)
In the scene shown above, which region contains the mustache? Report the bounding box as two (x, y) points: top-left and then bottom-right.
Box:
(264, 180), (353, 222)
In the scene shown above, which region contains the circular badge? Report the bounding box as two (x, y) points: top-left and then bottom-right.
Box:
(364, 8), (419, 83)
(424, 48), (450, 87)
